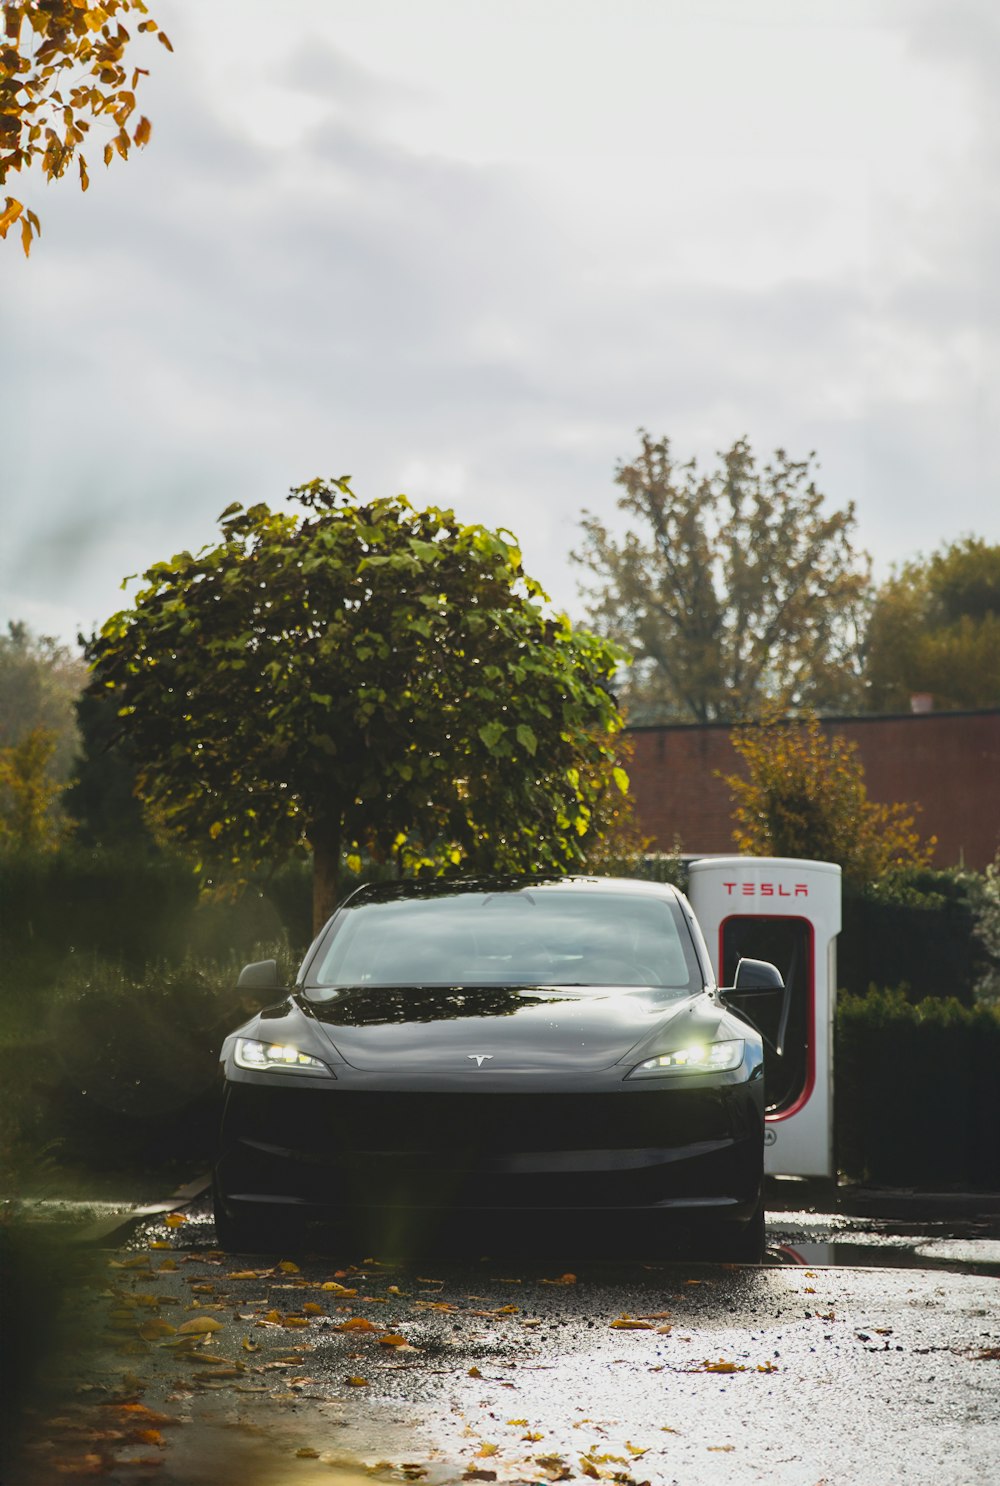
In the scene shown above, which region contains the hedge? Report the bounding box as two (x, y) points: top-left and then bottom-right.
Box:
(835, 988), (1000, 1189)
(838, 869), (989, 1006)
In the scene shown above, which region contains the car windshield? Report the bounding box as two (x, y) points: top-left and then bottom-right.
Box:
(306, 888), (704, 995)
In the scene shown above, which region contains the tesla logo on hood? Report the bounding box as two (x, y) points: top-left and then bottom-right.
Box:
(468, 1055), (493, 1067)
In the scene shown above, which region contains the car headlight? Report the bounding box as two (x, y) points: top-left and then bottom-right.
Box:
(234, 1037), (334, 1074)
(628, 1038), (745, 1078)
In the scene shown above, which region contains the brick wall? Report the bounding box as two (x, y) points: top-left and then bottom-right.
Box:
(627, 709), (1000, 869)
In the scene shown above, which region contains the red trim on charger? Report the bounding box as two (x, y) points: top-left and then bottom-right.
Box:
(718, 913), (816, 1123)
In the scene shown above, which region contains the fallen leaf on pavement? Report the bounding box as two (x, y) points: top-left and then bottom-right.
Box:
(177, 1318), (223, 1335)
(137, 1320), (176, 1340)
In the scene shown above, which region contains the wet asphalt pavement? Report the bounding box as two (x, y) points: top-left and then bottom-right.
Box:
(8, 1191), (1000, 1486)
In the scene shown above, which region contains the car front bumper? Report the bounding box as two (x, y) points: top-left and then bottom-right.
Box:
(216, 1077), (764, 1226)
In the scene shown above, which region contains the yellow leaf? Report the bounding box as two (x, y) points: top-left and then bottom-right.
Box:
(227, 1271), (261, 1281)
(103, 142), (113, 166)
(302, 1303), (324, 1316)
(283, 1316), (310, 1328)
(467, 1366), (483, 1378)
(133, 114), (151, 147)
(278, 1260), (300, 1273)
(137, 1319), (176, 1339)
(610, 1316), (653, 1330)
(522, 1431), (544, 1442)
(20, 216), (32, 257)
(333, 1316), (380, 1333)
(295, 1449), (320, 1459)
(163, 1213), (187, 1228)
(157, 1259), (177, 1271)
(241, 1338), (259, 1352)
(345, 1376), (368, 1387)
(540, 1273), (577, 1286)
(157, 30), (174, 51)
(263, 1310), (282, 1324)
(79, 154), (89, 191)
(475, 1443), (499, 1458)
(321, 1282), (357, 1295)
(377, 1333), (410, 1347)
(579, 1461), (600, 1480)
(177, 1317), (223, 1335)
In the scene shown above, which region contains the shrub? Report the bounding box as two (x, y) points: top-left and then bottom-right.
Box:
(2, 947), (296, 1176)
(836, 987), (1000, 1188)
(724, 711), (934, 888)
(839, 868), (988, 1006)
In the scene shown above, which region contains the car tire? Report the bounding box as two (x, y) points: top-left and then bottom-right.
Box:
(211, 1175), (304, 1256)
(707, 1197), (766, 1264)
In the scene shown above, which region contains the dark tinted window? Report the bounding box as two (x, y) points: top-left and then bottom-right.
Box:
(307, 889), (703, 994)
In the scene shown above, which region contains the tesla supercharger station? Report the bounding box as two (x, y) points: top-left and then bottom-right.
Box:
(687, 856), (841, 1179)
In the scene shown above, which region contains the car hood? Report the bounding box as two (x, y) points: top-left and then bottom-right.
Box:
(302, 983), (712, 1073)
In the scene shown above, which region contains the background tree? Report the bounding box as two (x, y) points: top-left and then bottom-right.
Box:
(0, 619), (84, 772)
(86, 479), (627, 931)
(0, 620), (84, 847)
(1, 0), (171, 255)
(574, 432), (871, 724)
(723, 711), (935, 887)
(0, 725), (68, 851)
(864, 538), (1000, 712)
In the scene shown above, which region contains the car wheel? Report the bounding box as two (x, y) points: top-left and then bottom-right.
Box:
(211, 1175), (304, 1256)
(707, 1197), (766, 1264)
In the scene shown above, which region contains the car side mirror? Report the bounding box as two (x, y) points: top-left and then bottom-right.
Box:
(237, 958), (284, 993)
(720, 957), (784, 995)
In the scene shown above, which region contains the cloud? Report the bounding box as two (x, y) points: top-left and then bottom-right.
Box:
(2, 0), (999, 643)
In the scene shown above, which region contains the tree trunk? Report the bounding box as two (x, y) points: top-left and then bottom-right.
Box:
(310, 821), (342, 936)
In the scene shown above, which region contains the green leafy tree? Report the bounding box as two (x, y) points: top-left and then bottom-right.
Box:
(723, 711), (935, 887)
(864, 538), (1000, 712)
(1, 0), (171, 254)
(574, 432), (871, 723)
(86, 479), (627, 930)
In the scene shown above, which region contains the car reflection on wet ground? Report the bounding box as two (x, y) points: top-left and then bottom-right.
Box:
(5, 1187), (1000, 1486)
(768, 1209), (1000, 1276)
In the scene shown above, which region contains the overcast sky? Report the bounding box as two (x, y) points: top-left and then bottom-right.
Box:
(2, 0), (998, 648)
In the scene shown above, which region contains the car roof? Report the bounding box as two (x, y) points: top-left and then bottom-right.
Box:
(341, 875), (683, 909)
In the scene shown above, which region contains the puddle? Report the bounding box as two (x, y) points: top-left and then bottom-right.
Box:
(767, 1211), (1000, 1276)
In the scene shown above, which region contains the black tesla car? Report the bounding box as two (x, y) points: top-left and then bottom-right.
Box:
(214, 876), (780, 1259)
